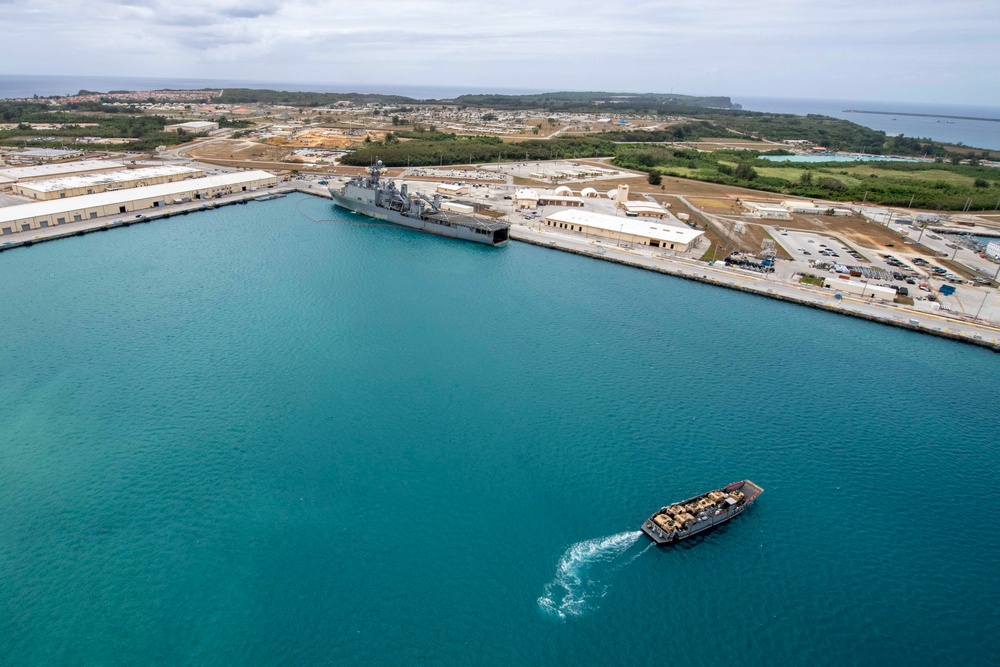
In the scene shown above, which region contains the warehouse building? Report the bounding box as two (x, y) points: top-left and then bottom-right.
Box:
(0, 170), (277, 236)
(741, 201), (792, 220)
(781, 200), (828, 214)
(0, 160), (126, 187)
(543, 209), (704, 251)
(514, 188), (540, 210)
(538, 194), (584, 207)
(621, 200), (670, 219)
(163, 120), (219, 133)
(10, 148), (84, 162)
(436, 183), (469, 196)
(14, 165), (204, 200)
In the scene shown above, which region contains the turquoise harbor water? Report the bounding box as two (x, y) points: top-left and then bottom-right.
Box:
(1, 197), (998, 665)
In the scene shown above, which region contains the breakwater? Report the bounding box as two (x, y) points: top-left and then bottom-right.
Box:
(843, 109), (1000, 122)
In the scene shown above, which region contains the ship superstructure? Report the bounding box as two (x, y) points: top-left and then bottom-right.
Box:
(330, 160), (509, 246)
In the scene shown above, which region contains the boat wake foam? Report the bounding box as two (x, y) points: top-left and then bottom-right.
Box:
(537, 530), (645, 620)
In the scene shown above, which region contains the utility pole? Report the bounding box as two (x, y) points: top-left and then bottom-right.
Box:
(975, 291), (990, 320)
(908, 194), (915, 208)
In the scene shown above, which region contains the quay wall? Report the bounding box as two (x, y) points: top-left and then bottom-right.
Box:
(509, 229), (1000, 352)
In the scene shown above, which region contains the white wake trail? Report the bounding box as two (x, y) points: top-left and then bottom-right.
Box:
(537, 530), (645, 620)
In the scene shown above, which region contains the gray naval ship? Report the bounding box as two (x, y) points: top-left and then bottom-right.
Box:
(642, 480), (762, 545)
(330, 160), (510, 245)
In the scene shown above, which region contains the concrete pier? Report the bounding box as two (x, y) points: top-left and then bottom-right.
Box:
(0, 187), (300, 253)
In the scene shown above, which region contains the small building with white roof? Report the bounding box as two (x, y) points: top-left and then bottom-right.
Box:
(163, 120), (219, 133)
(436, 183), (469, 196)
(742, 201), (792, 220)
(514, 188), (540, 210)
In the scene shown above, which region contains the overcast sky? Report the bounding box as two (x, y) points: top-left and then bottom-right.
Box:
(2, 0), (998, 105)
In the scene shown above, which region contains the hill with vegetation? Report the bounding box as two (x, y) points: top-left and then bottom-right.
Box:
(613, 147), (1000, 210)
(0, 101), (218, 151)
(446, 91), (738, 111)
(215, 89), (416, 106)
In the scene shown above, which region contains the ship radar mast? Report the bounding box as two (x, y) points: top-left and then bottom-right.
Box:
(369, 158), (384, 183)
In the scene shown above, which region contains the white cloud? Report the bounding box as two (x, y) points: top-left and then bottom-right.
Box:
(1, 0), (997, 104)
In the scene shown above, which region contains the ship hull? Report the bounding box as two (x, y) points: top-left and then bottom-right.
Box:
(332, 194), (507, 246)
(642, 480), (762, 545)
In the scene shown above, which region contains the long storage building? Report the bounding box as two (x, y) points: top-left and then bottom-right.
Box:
(0, 170), (277, 236)
(0, 160), (127, 187)
(543, 209), (704, 251)
(14, 165), (204, 200)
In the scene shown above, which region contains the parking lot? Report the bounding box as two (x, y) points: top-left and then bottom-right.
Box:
(772, 228), (862, 264)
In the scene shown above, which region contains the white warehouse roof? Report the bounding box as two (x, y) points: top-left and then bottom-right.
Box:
(0, 171), (276, 226)
(621, 201), (668, 213)
(0, 160), (126, 182)
(165, 121), (219, 130)
(545, 209), (703, 245)
(18, 165), (202, 193)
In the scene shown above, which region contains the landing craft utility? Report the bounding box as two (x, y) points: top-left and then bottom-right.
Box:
(642, 480), (762, 544)
(330, 160), (510, 245)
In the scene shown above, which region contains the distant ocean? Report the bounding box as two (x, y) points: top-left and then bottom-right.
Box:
(0, 74), (541, 105)
(1, 75), (997, 150)
(737, 95), (1000, 151)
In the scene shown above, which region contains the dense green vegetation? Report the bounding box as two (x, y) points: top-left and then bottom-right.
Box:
(215, 88), (414, 106)
(0, 102), (194, 150)
(447, 91), (736, 112)
(593, 122), (746, 143)
(613, 148), (1000, 210)
(341, 134), (618, 167)
(213, 88), (738, 111)
(680, 109), (951, 156)
(341, 121), (743, 167)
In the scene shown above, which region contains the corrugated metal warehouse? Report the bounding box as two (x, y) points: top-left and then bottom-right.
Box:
(15, 165), (205, 200)
(0, 171), (277, 235)
(544, 209), (704, 251)
(163, 121), (219, 133)
(0, 160), (127, 187)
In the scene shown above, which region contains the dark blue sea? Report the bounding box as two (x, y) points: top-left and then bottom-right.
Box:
(1, 197), (998, 665)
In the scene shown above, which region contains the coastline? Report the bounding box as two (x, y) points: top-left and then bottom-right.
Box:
(507, 226), (1000, 352)
(2, 188), (997, 352)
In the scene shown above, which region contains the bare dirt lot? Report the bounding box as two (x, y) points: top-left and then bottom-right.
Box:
(264, 129), (382, 149)
(677, 138), (780, 151)
(190, 140), (293, 163)
(781, 214), (940, 255)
